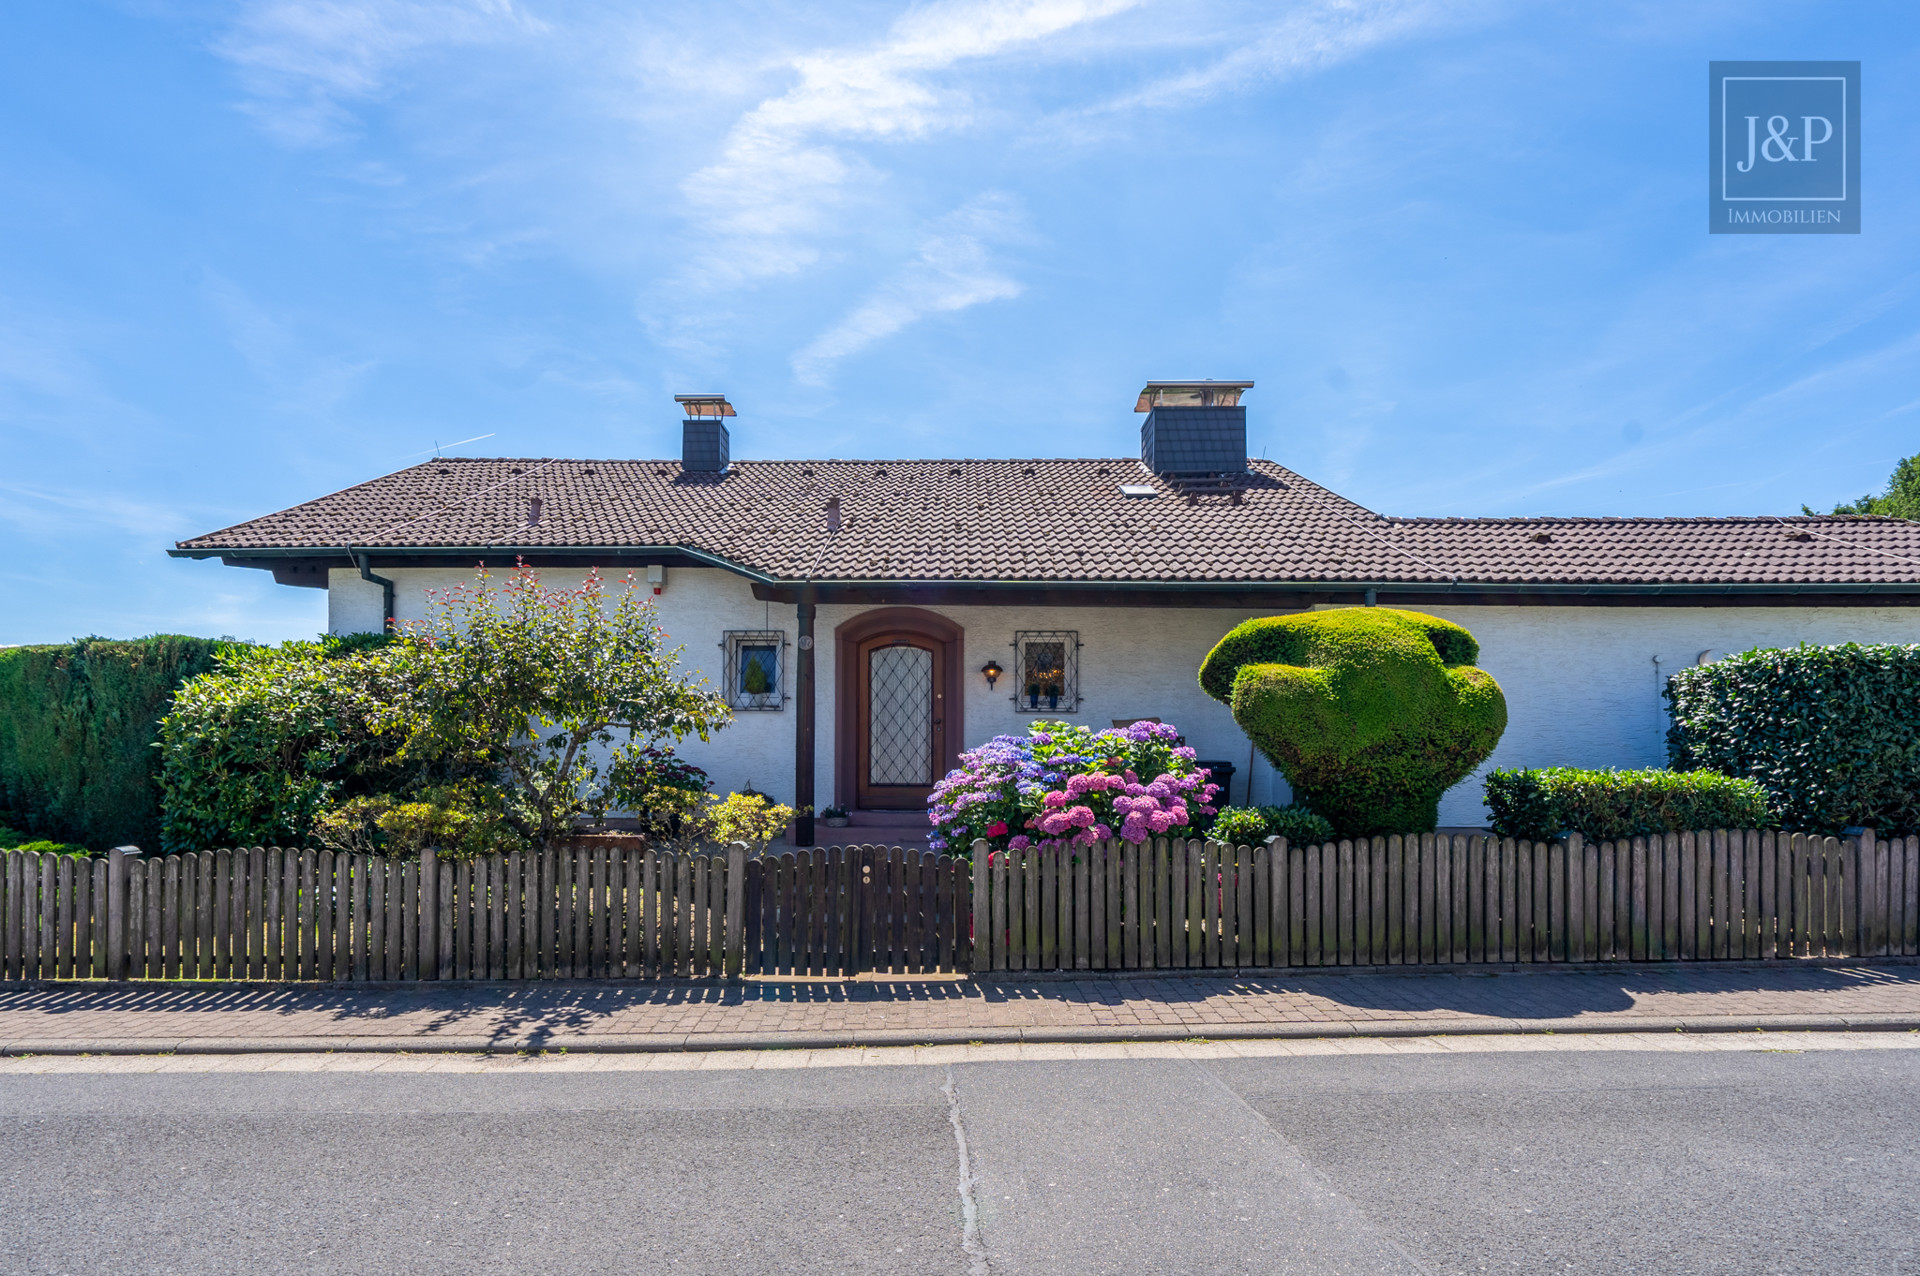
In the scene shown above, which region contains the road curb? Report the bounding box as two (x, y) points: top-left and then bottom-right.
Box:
(3, 1015), (1917, 1057)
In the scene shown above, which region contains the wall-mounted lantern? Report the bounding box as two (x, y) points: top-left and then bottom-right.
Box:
(980, 659), (1004, 689)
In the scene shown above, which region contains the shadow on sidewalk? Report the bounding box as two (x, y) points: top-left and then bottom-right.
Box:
(3, 963), (1916, 1042)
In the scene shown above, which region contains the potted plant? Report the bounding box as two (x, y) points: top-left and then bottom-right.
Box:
(821, 804), (850, 828)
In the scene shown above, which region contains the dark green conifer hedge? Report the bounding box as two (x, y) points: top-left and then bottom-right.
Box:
(0, 636), (223, 851)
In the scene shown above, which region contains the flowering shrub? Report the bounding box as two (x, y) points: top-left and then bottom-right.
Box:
(927, 720), (1219, 854)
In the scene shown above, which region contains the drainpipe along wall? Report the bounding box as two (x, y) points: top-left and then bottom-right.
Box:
(353, 553), (397, 633)
(794, 599), (817, 847)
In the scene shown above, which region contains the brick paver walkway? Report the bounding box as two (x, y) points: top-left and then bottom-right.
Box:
(3, 963), (1919, 1053)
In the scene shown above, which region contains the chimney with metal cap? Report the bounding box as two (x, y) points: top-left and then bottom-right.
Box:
(1135, 380), (1253, 477)
(675, 394), (734, 472)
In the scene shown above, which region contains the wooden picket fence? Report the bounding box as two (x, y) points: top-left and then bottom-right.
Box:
(968, 830), (1920, 972)
(5, 830), (1916, 982)
(0, 842), (968, 982)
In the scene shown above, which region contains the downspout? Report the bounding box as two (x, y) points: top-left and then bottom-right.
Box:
(794, 599), (816, 848)
(352, 551), (396, 634)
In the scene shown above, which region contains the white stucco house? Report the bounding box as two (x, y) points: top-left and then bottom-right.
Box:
(172, 383), (1920, 840)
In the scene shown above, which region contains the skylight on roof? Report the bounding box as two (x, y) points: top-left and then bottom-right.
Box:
(1119, 483), (1157, 497)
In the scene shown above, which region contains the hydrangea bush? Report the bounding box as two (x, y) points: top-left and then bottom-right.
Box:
(927, 720), (1220, 854)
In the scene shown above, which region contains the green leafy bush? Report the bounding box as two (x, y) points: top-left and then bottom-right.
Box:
(159, 565), (730, 853)
(157, 633), (424, 853)
(1484, 767), (1772, 842)
(612, 747), (710, 845)
(1205, 807), (1271, 845)
(1207, 805), (1336, 847)
(1666, 643), (1920, 834)
(0, 636), (222, 852)
(1261, 804), (1337, 846)
(7, 840), (93, 857)
(697, 791), (795, 853)
(309, 795), (392, 858)
(1199, 608), (1507, 837)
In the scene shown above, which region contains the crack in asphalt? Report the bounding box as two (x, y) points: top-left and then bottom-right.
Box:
(941, 1066), (991, 1275)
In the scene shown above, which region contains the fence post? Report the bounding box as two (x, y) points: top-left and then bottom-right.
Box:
(418, 845), (438, 980)
(106, 846), (138, 981)
(1859, 827), (1881, 956)
(725, 841), (747, 980)
(971, 839), (990, 974)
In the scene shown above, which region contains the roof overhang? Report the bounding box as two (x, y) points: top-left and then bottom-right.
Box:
(171, 546), (1920, 607)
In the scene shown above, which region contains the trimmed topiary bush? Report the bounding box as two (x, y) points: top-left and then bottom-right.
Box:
(1207, 804), (1336, 847)
(1666, 643), (1920, 834)
(1200, 608), (1506, 837)
(1484, 767), (1773, 842)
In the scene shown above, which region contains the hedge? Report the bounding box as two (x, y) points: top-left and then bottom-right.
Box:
(0, 636), (223, 852)
(1666, 642), (1920, 835)
(1483, 767), (1773, 842)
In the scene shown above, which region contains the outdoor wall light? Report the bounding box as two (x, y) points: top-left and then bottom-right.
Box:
(981, 660), (1004, 689)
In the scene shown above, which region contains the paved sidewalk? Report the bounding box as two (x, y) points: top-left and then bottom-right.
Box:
(3, 962), (1919, 1054)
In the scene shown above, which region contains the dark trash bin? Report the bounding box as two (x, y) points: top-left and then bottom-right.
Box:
(1193, 760), (1237, 807)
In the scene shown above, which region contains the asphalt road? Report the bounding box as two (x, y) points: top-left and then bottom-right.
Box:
(3, 1047), (1918, 1275)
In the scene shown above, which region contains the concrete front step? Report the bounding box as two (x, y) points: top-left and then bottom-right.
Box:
(801, 809), (937, 846)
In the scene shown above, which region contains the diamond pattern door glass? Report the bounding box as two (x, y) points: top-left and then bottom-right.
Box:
(868, 645), (933, 786)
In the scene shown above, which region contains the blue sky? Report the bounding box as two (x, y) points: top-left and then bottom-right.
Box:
(2, 0), (1916, 644)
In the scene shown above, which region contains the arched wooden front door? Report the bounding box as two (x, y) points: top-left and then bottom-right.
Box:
(836, 609), (965, 811)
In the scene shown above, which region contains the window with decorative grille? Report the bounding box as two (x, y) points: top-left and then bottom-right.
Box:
(722, 630), (787, 710)
(1013, 631), (1080, 713)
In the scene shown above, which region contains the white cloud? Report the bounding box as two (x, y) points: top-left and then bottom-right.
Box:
(1082, 0), (1469, 117)
(790, 193), (1026, 385)
(680, 0), (1139, 286)
(215, 0), (545, 145)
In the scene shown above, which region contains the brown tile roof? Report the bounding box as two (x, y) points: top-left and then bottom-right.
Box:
(174, 457), (1920, 589)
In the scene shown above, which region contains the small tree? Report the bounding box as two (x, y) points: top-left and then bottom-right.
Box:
(1808, 452), (1920, 519)
(377, 564), (731, 847)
